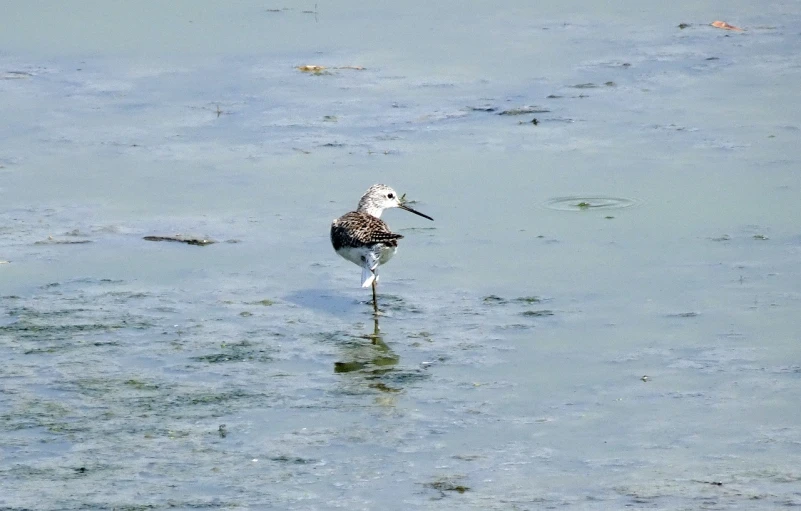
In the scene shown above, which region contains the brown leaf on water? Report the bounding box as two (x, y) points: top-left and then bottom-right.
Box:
(711, 20), (744, 31)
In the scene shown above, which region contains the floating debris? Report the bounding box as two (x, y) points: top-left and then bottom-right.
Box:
(143, 235), (216, 246)
(34, 236), (92, 245)
(711, 20), (744, 31)
(296, 65), (365, 74)
(543, 196), (639, 211)
(641, 375), (650, 382)
(667, 312), (699, 318)
(693, 479), (724, 486)
(753, 234), (769, 240)
(468, 105), (497, 112)
(297, 64), (325, 72)
(250, 299), (275, 306)
(1, 71), (33, 80)
(124, 379), (160, 390)
(678, 23), (692, 29)
(270, 455), (315, 464)
(498, 106), (550, 115)
(424, 478), (470, 495)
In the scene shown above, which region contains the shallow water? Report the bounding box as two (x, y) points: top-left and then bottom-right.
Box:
(2, 1), (801, 509)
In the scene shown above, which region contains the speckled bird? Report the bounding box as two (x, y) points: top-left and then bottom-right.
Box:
(331, 184), (433, 309)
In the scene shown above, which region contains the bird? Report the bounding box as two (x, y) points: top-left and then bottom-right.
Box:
(331, 184), (433, 312)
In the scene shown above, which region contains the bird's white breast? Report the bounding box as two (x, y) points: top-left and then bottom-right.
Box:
(336, 246), (368, 266)
(378, 245), (397, 265)
(336, 245), (397, 268)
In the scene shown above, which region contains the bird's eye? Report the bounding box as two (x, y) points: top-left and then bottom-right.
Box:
(387, 193), (395, 199)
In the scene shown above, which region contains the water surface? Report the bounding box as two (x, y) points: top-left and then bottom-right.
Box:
(2, 1), (800, 509)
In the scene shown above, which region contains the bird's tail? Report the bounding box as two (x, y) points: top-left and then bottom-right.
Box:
(361, 267), (378, 288)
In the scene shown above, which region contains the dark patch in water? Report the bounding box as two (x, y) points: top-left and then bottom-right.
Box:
(124, 379), (161, 391)
(270, 455), (316, 464)
(484, 295), (545, 306)
(334, 360), (369, 373)
(34, 237), (92, 245)
(191, 341), (273, 364)
(498, 106), (550, 115)
(468, 105), (497, 112)
(248, 299), (275, 306)
(667, 312), (699, 318)
(521, 309), (554, 317)
(346, 368), (432, 390)
(373, 294), (422, 314)
(424, 477), (470, 496)
(369, 382), (402, 393)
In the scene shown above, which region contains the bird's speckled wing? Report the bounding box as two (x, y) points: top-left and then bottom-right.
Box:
(330, 212), (403, 251)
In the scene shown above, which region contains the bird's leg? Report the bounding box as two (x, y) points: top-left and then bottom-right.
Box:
(371, 276), (378, 314)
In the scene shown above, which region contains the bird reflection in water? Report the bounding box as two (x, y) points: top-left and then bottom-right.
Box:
(333, 316), (399, 385)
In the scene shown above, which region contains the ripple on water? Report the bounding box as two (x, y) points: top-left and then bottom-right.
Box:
(542, 196), (641, 211)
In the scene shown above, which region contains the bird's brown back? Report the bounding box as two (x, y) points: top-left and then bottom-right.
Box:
(330, 212), (404, 251)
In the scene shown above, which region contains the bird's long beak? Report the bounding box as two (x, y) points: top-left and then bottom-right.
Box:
(398, 203), (434, 221)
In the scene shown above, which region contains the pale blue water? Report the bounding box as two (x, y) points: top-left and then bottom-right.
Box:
(2, 1), (800, 509)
